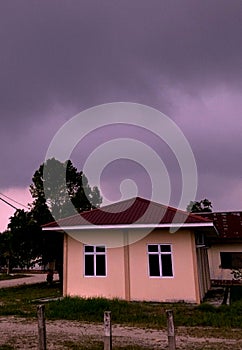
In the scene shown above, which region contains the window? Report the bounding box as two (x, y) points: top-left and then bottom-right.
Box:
(220, 252), (242, 269)
(84, 245), (106, 276)
(195, 232), (205, 247)
(147, 244), (173, 277)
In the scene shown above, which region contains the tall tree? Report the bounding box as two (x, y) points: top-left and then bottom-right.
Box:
(1, 158), (102, 271)
(187, 198), (213, 213)
(29, 158), (102, 268)
(6, 209), (41, 269)
(0, 230), (14, 273)
(30, 158), (102, 223)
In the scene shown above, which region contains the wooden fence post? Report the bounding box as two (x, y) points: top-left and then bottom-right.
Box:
(104, 311), (112, 350)
(222, 286), (230, 305)
(37, 304), (47, 350)
(166, 309), (176, 350)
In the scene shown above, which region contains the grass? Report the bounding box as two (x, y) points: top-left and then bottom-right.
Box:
(45, 296), (242, 329)
(230, 285), (242, 303)
(45, 297), (167, 327)
(0, 282), (61, 317)
(0, 284), (241, 350)
(0, 283), (241, 329)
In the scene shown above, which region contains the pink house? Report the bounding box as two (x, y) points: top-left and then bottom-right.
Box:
(43, 197), (216, 304)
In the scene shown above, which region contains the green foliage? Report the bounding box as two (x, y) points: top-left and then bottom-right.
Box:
(29, 158), (102, 266)
(187, 198), (213, 213)
(0, 158), (102, 269)
(0, 231), (13, 269)
(30, 158), (102, 222)
(6, 209), (42, 269)
(196, 302), (216, 312)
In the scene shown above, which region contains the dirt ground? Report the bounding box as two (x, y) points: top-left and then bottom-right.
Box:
(0, 273), (58, 289)
(0, 316), (241, 349)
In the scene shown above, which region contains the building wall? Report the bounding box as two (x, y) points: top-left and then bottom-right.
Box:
(128, 230), (200, 303)
(208, 243), (242, 280)
(64, 228), (201, 303)
(64, 233), (126, 299)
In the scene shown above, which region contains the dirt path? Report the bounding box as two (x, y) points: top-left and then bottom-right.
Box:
(0, 273), (59, 288)
(0, 316), (241, 349)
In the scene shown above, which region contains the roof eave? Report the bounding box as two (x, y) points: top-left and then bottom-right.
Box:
(42, 222), (214, 231)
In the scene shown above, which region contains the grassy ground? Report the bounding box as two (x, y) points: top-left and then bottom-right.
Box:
(0, 283), (241, 329)
(0, 283), (241, 349)
(45, 295), (242, 328)
(0, 282), (61, 317)
(230, 285), (242, 303)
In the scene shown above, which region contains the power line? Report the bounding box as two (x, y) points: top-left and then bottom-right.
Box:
(0, 196), (18, 210)
(0, 192), (28, 209)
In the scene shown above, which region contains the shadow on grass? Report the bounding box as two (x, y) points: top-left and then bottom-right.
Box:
(0, 345), (14, 350)
(230, 286), (242, 303)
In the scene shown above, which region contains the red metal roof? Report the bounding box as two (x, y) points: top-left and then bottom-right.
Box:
(200, 212), (242, 239)
(42, 197), (212, 228)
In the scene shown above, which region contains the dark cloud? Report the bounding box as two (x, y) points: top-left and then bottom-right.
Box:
(0, 0), (242, 210)
(1, 0), (241, 118)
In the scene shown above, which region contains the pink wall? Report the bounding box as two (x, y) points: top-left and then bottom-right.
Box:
(64, 228), (200, 303)
(65, 234), (126, 299)
(128, 230), (199, 303)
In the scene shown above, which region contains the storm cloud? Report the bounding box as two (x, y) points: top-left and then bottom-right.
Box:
(0, 0), (242, 229)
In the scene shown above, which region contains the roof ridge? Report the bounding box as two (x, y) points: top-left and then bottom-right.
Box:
(134, 197), (212, 223)
(42, 196), (212, 227)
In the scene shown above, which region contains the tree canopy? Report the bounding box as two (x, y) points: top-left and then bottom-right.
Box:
(0, 158), (102, 271)
(186, 198), (213, 213)
(7, 209), (41, 268)
(30, 158), (102, 223)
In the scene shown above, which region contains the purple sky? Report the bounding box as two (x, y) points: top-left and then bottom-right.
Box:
(1, 0), (242, 230)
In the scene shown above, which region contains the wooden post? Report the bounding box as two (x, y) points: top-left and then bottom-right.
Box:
(6, 258), (10, 275)
(166, 309), (176, 350)
(104, 311), (112, 350)
(37, 305), (47, 350)
(222, 286), (230, 305)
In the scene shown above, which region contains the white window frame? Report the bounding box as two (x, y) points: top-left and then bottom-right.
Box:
(147, 244), (174, 278)
(84, 245), (107, 277)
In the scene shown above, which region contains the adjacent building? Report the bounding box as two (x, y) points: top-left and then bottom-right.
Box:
(200, 212), (242, 284)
